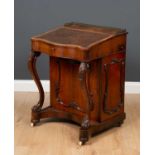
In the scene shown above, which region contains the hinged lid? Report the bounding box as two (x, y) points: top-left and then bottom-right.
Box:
(32, 22), (127, 50)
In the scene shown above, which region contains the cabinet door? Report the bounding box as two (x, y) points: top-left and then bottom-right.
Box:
(101, 53), (125, 121)
(50, 57), (88, 116)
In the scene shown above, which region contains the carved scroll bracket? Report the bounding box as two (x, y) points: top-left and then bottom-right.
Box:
(28, 51), (45, 112)
(79, 62), (94, 113)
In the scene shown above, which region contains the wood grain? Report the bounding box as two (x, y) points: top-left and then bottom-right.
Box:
(15, 92), (139, 155)
(31, 22), (127, 62)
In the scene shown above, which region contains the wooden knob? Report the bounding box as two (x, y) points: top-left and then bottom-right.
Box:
(118, 45), (125, 51)
(52, 47), (55, 51)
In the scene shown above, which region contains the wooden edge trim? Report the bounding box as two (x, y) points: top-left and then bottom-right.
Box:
(31, 32), (127, 51)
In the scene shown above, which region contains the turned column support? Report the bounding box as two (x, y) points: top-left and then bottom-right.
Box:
(28, 51), (45, 113)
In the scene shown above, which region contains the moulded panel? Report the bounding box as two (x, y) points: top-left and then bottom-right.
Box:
(101, 53), (125, 121)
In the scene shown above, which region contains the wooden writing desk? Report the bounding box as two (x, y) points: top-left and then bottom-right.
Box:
(28, 22), (127, 145)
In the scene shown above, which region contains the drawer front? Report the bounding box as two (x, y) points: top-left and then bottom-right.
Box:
(111, 35), (126, 53)
(31, 39), (87, 61)
(88, 34), (127, 60)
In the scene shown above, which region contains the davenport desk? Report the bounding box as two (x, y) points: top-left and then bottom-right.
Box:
(28, 22), (127, 145)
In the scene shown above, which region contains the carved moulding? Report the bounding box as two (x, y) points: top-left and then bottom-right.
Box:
(103, 58), (125, 115)
(54, 60), (94, 113)
(55, 59), (84, 112)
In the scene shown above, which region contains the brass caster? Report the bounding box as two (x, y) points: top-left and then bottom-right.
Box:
(78, 141), (84, 146)
(30, 122), (35, 127)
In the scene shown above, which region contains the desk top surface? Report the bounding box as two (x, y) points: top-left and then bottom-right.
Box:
(32, 22), (126, 50)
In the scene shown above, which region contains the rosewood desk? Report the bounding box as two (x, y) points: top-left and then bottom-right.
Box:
(28, 22), (127, 145)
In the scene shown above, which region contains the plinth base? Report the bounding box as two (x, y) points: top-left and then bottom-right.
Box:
(31, 106), (125, 145)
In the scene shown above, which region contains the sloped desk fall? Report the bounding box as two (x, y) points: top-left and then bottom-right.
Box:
(28, 22), (127, 145)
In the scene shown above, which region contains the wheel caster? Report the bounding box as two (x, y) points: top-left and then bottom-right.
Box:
(30, 120), (40, 127)
(30, 122), (35, 127)
(78, 141), (84, 146)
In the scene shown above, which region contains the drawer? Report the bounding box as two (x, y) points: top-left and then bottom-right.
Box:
(31, 39), (86, 61)
(88, 34), (127, 60)
(111, 35), (126, 53)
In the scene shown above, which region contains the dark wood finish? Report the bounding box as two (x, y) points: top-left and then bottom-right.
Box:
(28, 22), (127, 145)
(28, 52), (45, 124)
(31, 22), (127, 62)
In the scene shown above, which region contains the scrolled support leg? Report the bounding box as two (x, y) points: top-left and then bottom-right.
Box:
(78, 62), (91, 145)
(28, 51), (45, 125)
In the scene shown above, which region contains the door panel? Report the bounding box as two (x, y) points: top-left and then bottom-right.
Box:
(50, 57), (87, 114)
(50, 57), (101, 121)
(101, 53), (125, 121)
